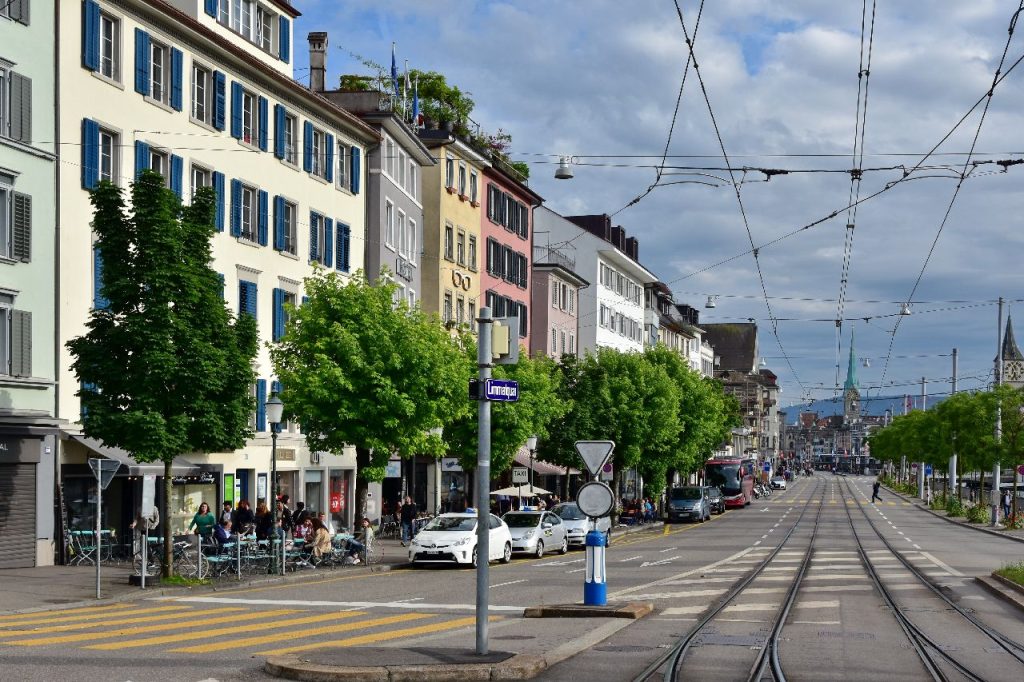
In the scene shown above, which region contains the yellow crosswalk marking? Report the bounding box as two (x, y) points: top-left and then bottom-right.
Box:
(0, 605), (192, 630)
(172, 612), (425, 654)
(3, 609), (299, 647)
(0, 607), (247, 636)
(828, 501), (837, 504)
(84, 610), (365, 650)
(258, 615), (487, 656)
(0, 604), (132, 621)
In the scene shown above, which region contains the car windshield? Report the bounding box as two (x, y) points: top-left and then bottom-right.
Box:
(707, 487), (721, 497)
(503, 513), (541, 528)
(552, 504), (586, 521)
(670, 487), (702, 501)
(422, 516), (476, 532)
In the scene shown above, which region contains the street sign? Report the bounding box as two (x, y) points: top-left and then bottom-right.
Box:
(1017, 464), (1024, 476)
(441, 457), (463, 472)
(492, 316), (521, 365)
(763, 462), (771, 473)
(511, 467), (528, 484)
(88, 458), (120, 490)
(484, 378), (519, 402)
(574, 440), (615, 477)
(925, 465), (933, 476)
(576, 481), (615, 518)
(599, 462), (614, 482)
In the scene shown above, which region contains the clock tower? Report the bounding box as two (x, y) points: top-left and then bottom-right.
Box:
(843, 336), (861, 424)
(999, 316), (1024, 388)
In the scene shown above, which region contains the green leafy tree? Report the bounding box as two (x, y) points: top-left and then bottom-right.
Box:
(68, 171), (258, 575)
(270, 271), (469, 516)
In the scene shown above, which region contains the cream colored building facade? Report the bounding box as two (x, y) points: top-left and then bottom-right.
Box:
(57, 0), (377, 535)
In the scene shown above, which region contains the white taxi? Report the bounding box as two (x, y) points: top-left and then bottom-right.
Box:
(408, 511), (513, 567)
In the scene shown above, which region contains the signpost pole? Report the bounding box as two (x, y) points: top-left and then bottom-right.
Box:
(475, 307), (493, 656)
(96, 478), (102, 600)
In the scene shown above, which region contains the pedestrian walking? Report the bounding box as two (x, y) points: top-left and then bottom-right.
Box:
(871, 478), (882, 503)
(399, 496), (417, 546)
(1003, 489), (1012, 520)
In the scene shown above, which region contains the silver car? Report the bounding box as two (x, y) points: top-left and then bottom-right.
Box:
(502, 511), (568, 558)
(551, 502), (612, 547)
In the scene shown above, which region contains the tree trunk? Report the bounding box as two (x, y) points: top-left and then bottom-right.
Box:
(163, 459), (173, 578)
(355, 446), (371, 522)
(563, 466), (570, 501)
(979, 470), (985, 508)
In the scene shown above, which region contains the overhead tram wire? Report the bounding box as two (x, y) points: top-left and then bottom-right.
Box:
(835, 0), (879, 395)
(878, 0), (1024, 387)
(672, 0), (807, 395)
(664, 46), (1024, 290)
(612, 0), (706, 218)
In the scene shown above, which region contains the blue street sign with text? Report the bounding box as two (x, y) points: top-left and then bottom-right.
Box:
(484, 378), (519, 402)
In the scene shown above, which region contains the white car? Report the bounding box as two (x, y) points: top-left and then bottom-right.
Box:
(503, 511), (569, 557)
(408, 512), (512, 567)
(771, 476), (787, 490)
(550, 503), (612, 547)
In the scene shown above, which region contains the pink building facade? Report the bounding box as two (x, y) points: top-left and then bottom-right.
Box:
(481, 164), (542, 344)
(530, 249), (588, 359)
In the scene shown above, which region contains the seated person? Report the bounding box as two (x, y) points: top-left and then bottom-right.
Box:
(213, 519), (234, 547)
(308, 518), (332, 561)
(345, 517), (374, 564)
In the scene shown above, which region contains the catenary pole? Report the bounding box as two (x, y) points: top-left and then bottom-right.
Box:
(919, 377), (927, 500)
(995, 297), (1004, 526)
(475, 307), (493, 655)
(950, 348), (958, 498)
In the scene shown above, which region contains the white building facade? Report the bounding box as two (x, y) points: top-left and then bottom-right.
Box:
(57, 0), (378, 537)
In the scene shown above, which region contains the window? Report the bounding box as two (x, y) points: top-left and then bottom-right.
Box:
(384, 200), (395, 249)
(443, 291), (453, 323)
(560, 331), (566, 355)
(568, 288), (575, 314)
(99, 12), (120, 81)
(0, 176), (27, 263)
(470, 171), (478, 203)
(444, 223), (454, 261)
(336, 141), (349, 189)
(458, 163), (467, 196)
(551, 328), (556, 354)
(308, 126), (329, 179)
(445, 157), (454, 189)
(283, 113), (296, 164)
(239, 183), (255, 241)
(398, 150), (407, 188)
(149, 148), (168, 184)
(408, 162), (418, 201)
(396, 209), (407, 258)
(278, 198), (296, 255)
(241, 88), (255, 144)
(456, 230), (466, 266)
(238, 279), (257, 319)
(407, 219), (417, 265)
(407, 289), (416, 308)
(309, 212), (327, 264)
(456, 296), (465, 325)
(468, 301), (476, 332)
(191, 63), (212, 124)
(0, 63), (30, 144)
(385, 138), (396, 178)
(468, 236), (477, 271)
(149, 39), (169, 103)
(569, 333), (575, 355)
(99, 128), (118, 184)
(551, 281), (558, 308)
(190, 164), (210, 199)
(256, 7), (274, 50)
(0, 300), (32, 378)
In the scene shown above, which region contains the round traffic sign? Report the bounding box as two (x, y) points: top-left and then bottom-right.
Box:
(1017, 464), (1024, 476)
(576, 481), (615, 518)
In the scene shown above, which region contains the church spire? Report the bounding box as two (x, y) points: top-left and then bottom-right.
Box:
(1002, 316), (1024, 362)
(844, 331), (858, 391)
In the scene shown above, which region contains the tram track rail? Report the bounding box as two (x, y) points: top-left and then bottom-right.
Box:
(838, 476), (1024, 681)
(632, 479), (828, 682)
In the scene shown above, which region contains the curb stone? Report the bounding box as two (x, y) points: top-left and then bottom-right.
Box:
(265, 653), (547, 682)
(976, 575), (1024, 614)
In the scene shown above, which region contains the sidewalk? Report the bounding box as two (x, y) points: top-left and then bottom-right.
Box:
(881, 484), (1024, 544)
(0, 522), (662, 616)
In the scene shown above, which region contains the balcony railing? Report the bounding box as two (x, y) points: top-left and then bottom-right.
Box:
(533, 248), (575, 271)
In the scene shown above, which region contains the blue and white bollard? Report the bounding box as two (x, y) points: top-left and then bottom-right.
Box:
(584, 528), (607, 606)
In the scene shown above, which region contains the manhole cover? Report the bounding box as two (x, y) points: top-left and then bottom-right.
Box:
(594, 645), (655, 653)
(493, 635), (536, 641)
(696, 634), (764, 647)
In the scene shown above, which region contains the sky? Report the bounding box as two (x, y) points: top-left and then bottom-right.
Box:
(290, 1), (1024, 412)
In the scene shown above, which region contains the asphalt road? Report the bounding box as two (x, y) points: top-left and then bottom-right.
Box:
(1, 475), (1022, 681)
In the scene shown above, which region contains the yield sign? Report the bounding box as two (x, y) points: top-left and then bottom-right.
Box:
(88, 458), (121, 490)
(574, 440), (615, 477)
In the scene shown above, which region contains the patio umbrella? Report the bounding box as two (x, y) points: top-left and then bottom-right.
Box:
(490, 485), (552, 497)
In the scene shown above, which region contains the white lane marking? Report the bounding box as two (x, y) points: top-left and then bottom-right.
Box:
(815, 551), (857, 556)
(660, 547), (678, 553)
(609, 547), (757, 600)
(536, 558), (585, 567)
(768, 528), (775, 533)
(392, 597), (425, 602)
(913, 544), (922, 550)
(802, 585), (872, 592)
(663, 577), (740, 585)
(802, 574), (870, 581)
(811, 557), (859, 562)
(761, 534), (769, 539)
(919, 552), (965, 577)
(629, 589), (729, 600)
(761, 507), (770, 512)
(961, 595), (986, 601)
(777, 551), (804, 556)
(641, 556), (680, 568)
(897, 531), (905, 536)
(662, 606), (706, 615)
(744, 587), (787, 595)
(567, 568), (586, 574)
(718, 618), (770, 623)
(792, 620), (842, 625)
(654, 617), (699, 621)
(618, 556), (642, 562)
(490, 580), (527, 589)
(773, 523), (780, 528)
(753, 540), (762, 546)
(795, 600), (840, 609)
(155, 596), (525, 613)
(724, 603), (780, 612)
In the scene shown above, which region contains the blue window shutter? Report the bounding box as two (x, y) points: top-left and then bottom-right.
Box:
(170, 48), (184, 111)
(324, 218), (334, 268)
(204, 0), (218, 18)
(134, 29), (150, 95)
(230, 82), (242, 139)
(213, 71), (226, 131)
(302, 121), (314, 173)
(82, 0), (101, 71)
(255, 379), (267, 432)
(272, 288), (285, 341)
(239, 280), (257, 319)
(350, 147), (361, 194)
(229, 179), (242, 237)
(342, 224), (351, 272)
(212, 171), (225, 232)
(134, 140), (149, 180)
(325, 134), (335, 183)
(279, 16), (291, 63)
(93, 247), (109, 310)
(257, 96), (269, 151)
(170, 154), (183, 197)
(248, 282), (258, 319)
(273, 104), (286, 159)
(257, 189), (269, 246)
(309, 211), (318, 261)
(302, 295), (309, 306)
(81, 118), (100, 189)
(273, 195), (285, 250)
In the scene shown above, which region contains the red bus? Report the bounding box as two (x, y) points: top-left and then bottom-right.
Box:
(705, 457), (755, 508)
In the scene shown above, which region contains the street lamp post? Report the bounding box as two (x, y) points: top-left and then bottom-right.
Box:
(526, 435), (538, 494)
(266, 393), (284, 573)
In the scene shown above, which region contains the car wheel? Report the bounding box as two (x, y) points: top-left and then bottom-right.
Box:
(559, 536), (568, 555)
(471, 547), (478, 568)
(501, 542), (512, 564)
(535, 541), (545, 559)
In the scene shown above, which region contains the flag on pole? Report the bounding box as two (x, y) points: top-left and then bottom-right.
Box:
(403, 60), (410, 99)
(412, 76), (420, 127)
(390, 43), (399, 99)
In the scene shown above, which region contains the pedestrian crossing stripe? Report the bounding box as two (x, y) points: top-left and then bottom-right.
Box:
(0, 605), (192, 630)
(171, 612), (430, 654)
(0, 603), (133, 621)
(257, 615), (494, 656)
(0, 606), (248, 636)
(3, 608), (301, 647)
(85, 610), (371, 651)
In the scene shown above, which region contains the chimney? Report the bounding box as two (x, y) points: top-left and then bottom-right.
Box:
(308, 32), (328, 93)
(625, 236), (639, 261)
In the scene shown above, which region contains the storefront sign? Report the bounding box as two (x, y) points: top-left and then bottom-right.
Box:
(171, 472), (216, 485)
(0, 437), (39, 463)
(257, 473), (268, 501)
(277, 448), (296, 461)
(441, 458), (463, 472)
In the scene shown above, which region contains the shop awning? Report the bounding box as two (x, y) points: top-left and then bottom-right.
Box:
(514, 448), (579, 476)
(65, 433), (200, 476)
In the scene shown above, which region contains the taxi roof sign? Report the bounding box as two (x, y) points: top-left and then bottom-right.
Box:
(574, 440), (615, 477)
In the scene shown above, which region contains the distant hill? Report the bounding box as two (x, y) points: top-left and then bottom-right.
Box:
(780, 394), (946, 424)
